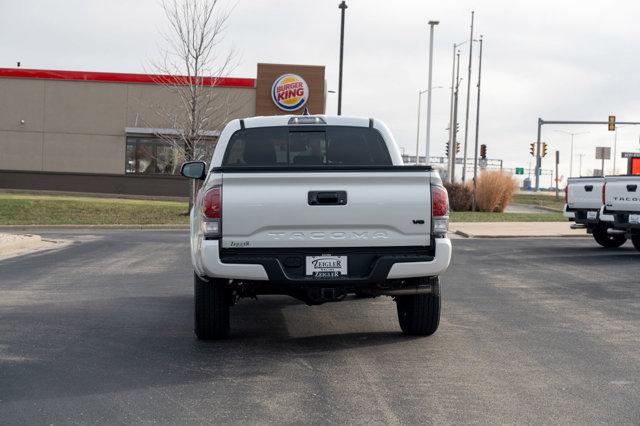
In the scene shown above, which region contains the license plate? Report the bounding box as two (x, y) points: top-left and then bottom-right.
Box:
(306, 255), (347, 277)
(587, 211), (598, 220)
(629, 214), (640, 224)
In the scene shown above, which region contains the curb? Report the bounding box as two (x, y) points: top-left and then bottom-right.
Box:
(532, 205), (563, 213)
(454, 230), (590, 239)
(508, 203), (563, 214)
(0, 224), (189, 231)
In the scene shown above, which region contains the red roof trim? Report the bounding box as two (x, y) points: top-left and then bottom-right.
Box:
(0, 68), (255, 88)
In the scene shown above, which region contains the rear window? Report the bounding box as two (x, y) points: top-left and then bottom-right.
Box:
(222, 126), (392, 166)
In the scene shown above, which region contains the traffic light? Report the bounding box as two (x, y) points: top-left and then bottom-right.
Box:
(530, 143), (535, 157)
(480, 144), (487, 159)
(608, 115), (615, 131)
(455, 142), (460, 154)
(541, 142), (548, 158)
(445, 141), (450, 157)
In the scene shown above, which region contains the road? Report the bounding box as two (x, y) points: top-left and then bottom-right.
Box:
(1, 230), (639, 424)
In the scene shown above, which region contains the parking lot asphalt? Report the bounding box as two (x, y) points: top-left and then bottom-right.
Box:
(1, 230), (639, 424)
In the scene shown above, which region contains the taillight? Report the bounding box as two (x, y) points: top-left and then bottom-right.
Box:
(201, 186), (221, 238)
(203, 187), (221, 219)
(564, 186), (568, 204)
(431, 185), (449, 237)
(431, 186), (449, 217)
(602, 182), (606, 205)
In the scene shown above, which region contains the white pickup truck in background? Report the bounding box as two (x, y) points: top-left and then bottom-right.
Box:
(564, 177), (627, 247)
(180, 115), (452, 339)
(603, 176), (640, 251)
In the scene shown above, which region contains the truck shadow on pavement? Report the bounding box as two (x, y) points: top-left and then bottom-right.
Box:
(1, 293), (419, 403)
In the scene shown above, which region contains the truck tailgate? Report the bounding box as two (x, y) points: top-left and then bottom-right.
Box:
(605, 177), (640, 212)
(567, 177), (604, 210)
(220, 171), (431, 248)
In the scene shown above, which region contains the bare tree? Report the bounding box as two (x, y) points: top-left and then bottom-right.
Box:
(150, 0), (240, 209)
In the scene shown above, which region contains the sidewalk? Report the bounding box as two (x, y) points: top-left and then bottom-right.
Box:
(450, 222), (588, 238)
(0, 233), (64, 259)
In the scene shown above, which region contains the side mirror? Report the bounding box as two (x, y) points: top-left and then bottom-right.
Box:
(180, 161), (207, 180)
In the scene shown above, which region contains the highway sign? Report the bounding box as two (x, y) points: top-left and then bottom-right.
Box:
(515, 167), (524, 175)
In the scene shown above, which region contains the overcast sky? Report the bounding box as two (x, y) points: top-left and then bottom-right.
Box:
(3, 0), (640, 183)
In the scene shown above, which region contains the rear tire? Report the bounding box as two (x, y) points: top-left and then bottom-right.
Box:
(592, 228), (627, 248)
(632, 236), (640, 251)
(194, 272), (230, 340)
(396, 277), (440, 336)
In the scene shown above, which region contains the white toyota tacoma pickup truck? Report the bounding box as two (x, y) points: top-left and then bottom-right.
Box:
(180, 115), (452, 339)
(563, 177), (627, 247)
(603, 175), (640, 250)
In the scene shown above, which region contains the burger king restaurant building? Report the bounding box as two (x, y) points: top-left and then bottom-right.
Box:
(0, 63), (326, 197)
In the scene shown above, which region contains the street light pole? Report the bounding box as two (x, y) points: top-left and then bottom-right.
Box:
(570, 133), (574, 177)
(471, 35), (483, 211)
(415, 89), (427, 161)
(461, 10), (474, 182)
(554, 130), (589, 178)
(451, 49), (462, 182)
(425, 20), (439, 165)
(578, 153), (585, 177)
(337, 1), (347, 116)
(613, 128), (617, 175)
(447, 43), (456, 181)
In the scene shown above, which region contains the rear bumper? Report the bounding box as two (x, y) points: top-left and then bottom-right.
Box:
(608, 211), (640, 234)
(565, 206), (613, 225)
(563, 204), (575, 220)
(198, 238), (452, 284)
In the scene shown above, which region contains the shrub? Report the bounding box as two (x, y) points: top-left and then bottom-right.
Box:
(444, 182), (473, 212)
(474, 171), (518, 212)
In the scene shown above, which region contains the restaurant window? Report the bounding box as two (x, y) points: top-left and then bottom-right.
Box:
(125, 136), (216, 175)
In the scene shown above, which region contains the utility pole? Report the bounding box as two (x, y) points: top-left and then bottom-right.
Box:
(555, 150), (560, 198)
(425, 20), (439, 165)
(461, 10), (474, 182)
(446, 43), (456, 182)
(451, 49), (462, 182)
(337, 1), (347, 115)
(471, 35), (483, 211)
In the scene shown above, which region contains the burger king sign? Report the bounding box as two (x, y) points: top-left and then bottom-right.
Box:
(271, 74), (309, 111)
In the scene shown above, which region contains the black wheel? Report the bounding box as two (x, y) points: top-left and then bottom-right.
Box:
(592, 228), (627, 248)
(632, 236), (640, 251)
(194, 272), (230, 340)
(395, 277), (440, 336)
